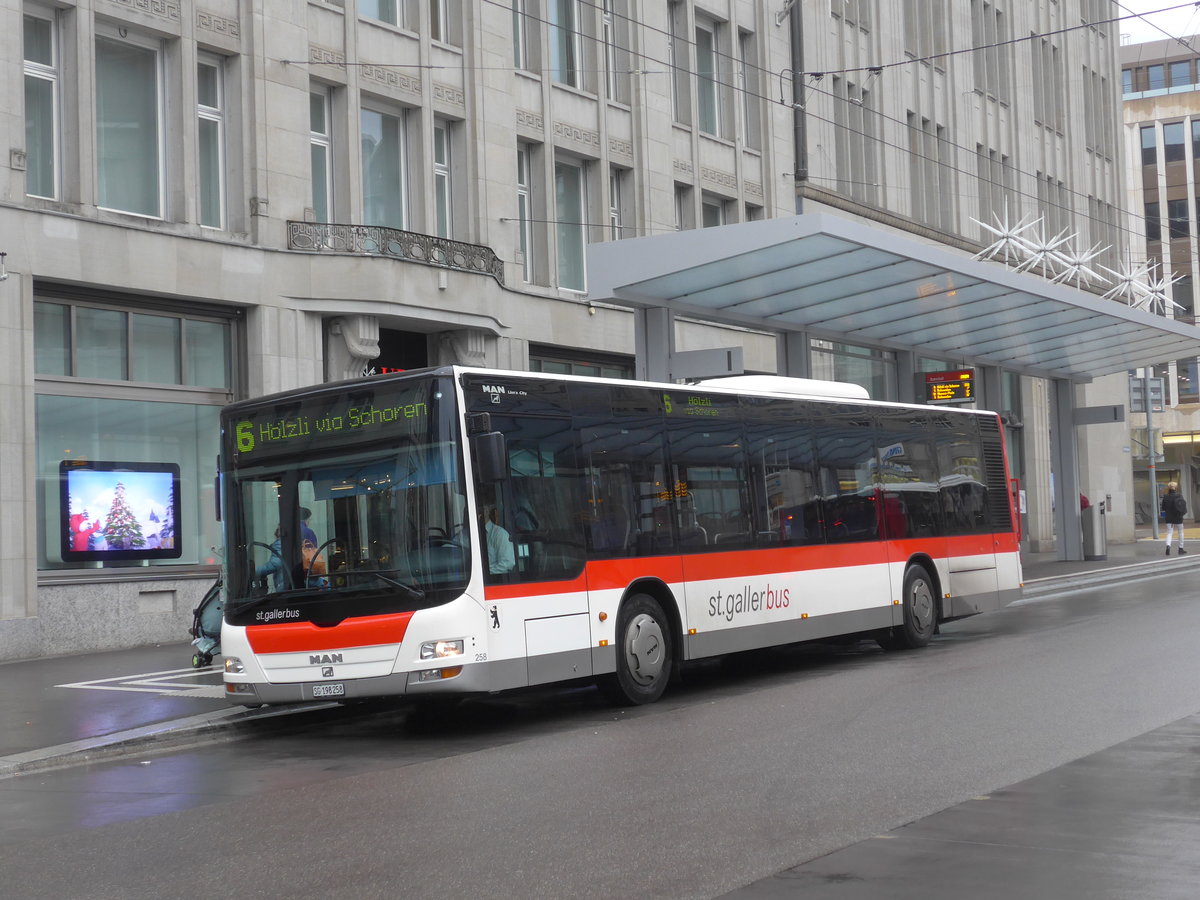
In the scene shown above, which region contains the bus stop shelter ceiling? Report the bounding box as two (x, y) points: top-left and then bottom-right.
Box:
(586, 213), (1200, 382)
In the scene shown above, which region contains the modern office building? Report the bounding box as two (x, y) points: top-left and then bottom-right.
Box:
(1121, 34), (1200, 526)
(0, 1), (1179, 659)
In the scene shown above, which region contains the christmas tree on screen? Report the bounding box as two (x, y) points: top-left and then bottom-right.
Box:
(103, 482), (145, 550)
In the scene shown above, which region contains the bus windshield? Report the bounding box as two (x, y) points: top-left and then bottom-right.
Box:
(222, 376), (470, 625)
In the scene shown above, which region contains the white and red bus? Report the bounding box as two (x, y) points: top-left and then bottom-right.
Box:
(218, 367), (1021, 706)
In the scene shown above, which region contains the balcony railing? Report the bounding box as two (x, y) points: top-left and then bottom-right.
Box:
(287, 221), (505, 286)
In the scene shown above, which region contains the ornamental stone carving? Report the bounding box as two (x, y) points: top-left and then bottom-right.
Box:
(327, 316), (381, 381)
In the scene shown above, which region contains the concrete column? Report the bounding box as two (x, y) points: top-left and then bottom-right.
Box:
(895, 350), (917, 404)
(1021, 376), (1055, 554)
(636, 307), (674, 382)
(775, 331), (809, 378)
(980, 365), (1004, 413)
(1052, 378), (1083, 561)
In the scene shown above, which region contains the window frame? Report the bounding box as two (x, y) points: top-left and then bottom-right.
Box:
(549, 0), (583, 89)
(695, 18), (722, 137)
(94, 25), (166, 219)
(310, 87), (334, 222)
(23, 7), (60, 201)
(555, 157), (588, 292)
(360, 104), (410, 230)
(196, 53), (227, 230)
(433, 118), (452, 238)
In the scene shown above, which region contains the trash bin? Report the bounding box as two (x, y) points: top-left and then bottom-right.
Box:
(1082, 502), (1107, 561)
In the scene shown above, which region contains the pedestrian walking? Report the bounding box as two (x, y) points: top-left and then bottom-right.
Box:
(1162, 482), (1188, 555)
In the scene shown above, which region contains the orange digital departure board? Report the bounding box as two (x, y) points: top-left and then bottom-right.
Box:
(924, 369), (975, 405)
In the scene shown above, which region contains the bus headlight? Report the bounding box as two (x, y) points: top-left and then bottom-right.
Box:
(224, 656), (245, 674)
(420, 639), (464, 660)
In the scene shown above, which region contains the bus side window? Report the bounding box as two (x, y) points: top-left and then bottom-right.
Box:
(581, 417), (671, 557)
(747, 420), (822, 546)
(481, 415), (586, 583)
(814, 412), (879, 543)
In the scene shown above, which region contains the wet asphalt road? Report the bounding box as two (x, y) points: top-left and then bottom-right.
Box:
(2, 570), (1200, 899)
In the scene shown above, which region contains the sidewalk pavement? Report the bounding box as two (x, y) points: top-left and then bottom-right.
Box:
(0, 535), (1196, 780)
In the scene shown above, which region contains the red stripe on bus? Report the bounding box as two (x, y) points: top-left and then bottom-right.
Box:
(481, 535), (1018, 601)
(246, 611), (414, 653)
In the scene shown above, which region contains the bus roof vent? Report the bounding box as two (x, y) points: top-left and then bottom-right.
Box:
(694, 374), (871, 400)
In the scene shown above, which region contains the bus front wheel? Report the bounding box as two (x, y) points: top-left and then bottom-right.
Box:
(598, 594), (673, 706)
(877, 564), (937, 651)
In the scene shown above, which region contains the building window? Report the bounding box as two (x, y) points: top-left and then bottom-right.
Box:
(530, 347), (634, 379)
(1146, 201), (1161, 243)
(1168, 198), (1190, 239)
(602, 0), (631, 103)
(95, 30), (163, 218)
(197, 55), (226, 229)
(701, 195), (726, 228)
(310, 89), (333, 222)
(23, 10), (59, 200)
(33, 296), (235, 571)
(810, 340), (897, 401)
(674, 183), (693, 231)
(361, 107), (408, 229)
(907, 112), (954, 231)
(1142, 124), (1158, 166)
(513, 0), (529, 69)
(696, 19), (722, 136)
(433, 119), (452, 238)
(1148, 64), (1165, 90)
(549, 0), (582, 88)
(1170, 60), (1192, 87)
(609, 167), (625, 240)
(555, 159), (587, 291)
(834, 76), (878, 204)
(668, 2), (690, 125)
(361, 0), (400, 27)
(430, 0), (448, 42)
(1122, 68), (1134, 94)
(517, 144), (535, 282)
(971, 0), (1010, 102)
(1164, 121), (1186, 162)
(739, 30), (761, 150)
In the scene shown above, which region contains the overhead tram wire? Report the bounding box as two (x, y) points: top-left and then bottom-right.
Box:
(291, 1), (1171, 256)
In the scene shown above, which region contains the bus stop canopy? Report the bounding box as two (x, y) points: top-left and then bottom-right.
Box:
(586, 213), (1200, 382)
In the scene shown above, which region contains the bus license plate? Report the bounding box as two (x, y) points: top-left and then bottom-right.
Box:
(312, 683), (344, 698)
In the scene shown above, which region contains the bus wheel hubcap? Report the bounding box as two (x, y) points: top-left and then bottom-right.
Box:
(626, 614), (665, 686)
(910, 580), (933, 631)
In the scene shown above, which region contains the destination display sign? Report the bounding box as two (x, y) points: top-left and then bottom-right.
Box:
(226, 378), (440, 461)
(923, 369), (975, 405)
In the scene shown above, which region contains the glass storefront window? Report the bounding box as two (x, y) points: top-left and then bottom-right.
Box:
(34, 302), (69, 376)
(34, 296), (236, 573)
(186, 319), (230, 388)
(36, 395), (221, 569)
(75, 307), (127, 380)
(132, 313), (181, 384)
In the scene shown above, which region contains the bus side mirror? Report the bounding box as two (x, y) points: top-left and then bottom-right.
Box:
(472, 431), (508, 483)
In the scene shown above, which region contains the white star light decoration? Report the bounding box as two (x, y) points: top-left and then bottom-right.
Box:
(972, 207), (1178, 317)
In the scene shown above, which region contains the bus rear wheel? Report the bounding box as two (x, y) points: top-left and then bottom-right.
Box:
(877, 564), (937, 651)
(598, 594), (673, 706)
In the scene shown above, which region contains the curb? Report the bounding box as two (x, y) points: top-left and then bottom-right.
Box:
(1020, 554), (1200, 600)
(0, 701), (340, 779)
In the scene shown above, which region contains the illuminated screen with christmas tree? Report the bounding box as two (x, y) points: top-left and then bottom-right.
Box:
(59, 461), (182, 562)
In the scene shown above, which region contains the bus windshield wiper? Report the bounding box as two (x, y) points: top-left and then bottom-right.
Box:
(339, 568), (425, 601)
